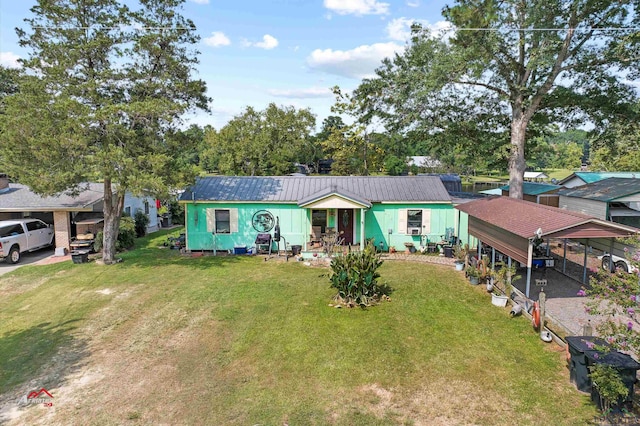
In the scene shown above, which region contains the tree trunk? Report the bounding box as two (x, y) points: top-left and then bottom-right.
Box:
(102, 179), (125, 265)
(508, 113), (528, 200)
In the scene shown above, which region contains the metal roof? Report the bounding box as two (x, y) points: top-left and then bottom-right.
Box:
(499, 182), (562, 196)
(523, 171), (549, 179)
(560, 171), (640, 185)
(558, 178), (640, 201)
(0, 183), (105, 211)
(180, 176), (452, 203)
(455, 196), (638, 240)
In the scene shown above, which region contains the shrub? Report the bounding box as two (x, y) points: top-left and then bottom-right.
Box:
(589, 363), (629, 412)
(93, 216), (136, 252)
(168, 200), (184, 225)
(134, 210), (150, 238)
(328, 242), (385, 307)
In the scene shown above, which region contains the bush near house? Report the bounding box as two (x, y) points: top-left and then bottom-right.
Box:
(329, 242), (386, 306)
(134, 211), (150, 238)
(94, 216), (136, 252)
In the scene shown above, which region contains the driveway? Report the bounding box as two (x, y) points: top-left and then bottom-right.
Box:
(0, 248), (55, 276)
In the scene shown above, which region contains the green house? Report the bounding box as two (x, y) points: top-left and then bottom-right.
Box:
(179, 176), (468, 253)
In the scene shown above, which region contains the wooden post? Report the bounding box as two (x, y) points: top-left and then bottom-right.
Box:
(539, 288), (546, 332)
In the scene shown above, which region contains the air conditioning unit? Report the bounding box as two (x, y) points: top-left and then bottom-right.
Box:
(408, 227), (421, 235)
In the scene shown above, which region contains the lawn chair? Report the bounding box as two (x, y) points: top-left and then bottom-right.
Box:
(310, 226), (323, 246)
(255, 233), (272, 255)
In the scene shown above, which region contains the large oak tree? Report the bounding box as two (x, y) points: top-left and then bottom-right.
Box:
(350, 0), (639, 198)
(1, 0), (209, 263)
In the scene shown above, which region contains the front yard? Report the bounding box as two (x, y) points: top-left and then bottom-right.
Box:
(0, 229), (597, 425)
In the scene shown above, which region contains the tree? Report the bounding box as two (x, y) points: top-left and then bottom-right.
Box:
(204, 104), (316, 175)
(590, 101), (640, 171)
(1, 0), (209, 264)
(349, 0), (639, 198)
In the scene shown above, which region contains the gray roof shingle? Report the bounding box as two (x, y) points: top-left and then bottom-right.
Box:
(180, 176), (451, 203)
(0, 183), (105, 211)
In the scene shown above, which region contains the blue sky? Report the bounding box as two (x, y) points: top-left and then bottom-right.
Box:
(0, 0), (450, 130)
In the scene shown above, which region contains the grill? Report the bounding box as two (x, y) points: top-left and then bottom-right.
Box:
(255, 233), (272, 255)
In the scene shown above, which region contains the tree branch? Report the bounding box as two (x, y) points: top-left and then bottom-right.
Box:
(452, 79), (509, 98)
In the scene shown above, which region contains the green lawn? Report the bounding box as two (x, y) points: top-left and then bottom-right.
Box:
(0, 229), (597, 425)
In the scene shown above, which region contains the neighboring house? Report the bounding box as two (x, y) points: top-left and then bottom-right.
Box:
(500, 182), (562, 207)
(179, 176), (469, 253)
(419, 173), (462, 193)
(0, 178), (104, 251)
(0, 176), (159, 251)
(558, 178), (640, 227)
(523, 171), (549, 182)
(408, 156), (443, 170)
(559, 171), (640, 188)
(123, 193), (159, 232)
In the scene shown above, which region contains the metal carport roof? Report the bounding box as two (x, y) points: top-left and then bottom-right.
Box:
(455, 196), (640, 296)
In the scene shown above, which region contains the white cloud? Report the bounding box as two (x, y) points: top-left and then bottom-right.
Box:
(243, 34), (279, 50)
(190, 0), (209, 4)
(268, 87), (333, 99)
(386, 18), (453, 41)
(307, 42), (403, 79)
(203, 31), (231, 47)
(324, 0), (390, 16)
(255, 34), (279, 49)
(0, 51), (21, 68)
(406, 0), (420, 7)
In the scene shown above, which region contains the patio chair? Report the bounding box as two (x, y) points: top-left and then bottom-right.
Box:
(310, 226), (323, 245)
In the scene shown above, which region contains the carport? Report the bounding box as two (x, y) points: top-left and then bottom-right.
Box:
(455, 196), (640, 297)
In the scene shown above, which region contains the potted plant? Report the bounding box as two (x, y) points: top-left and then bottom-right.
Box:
(466, 264), (481, 285)
(453, 244), (468, 271)
(490, 261), (520, 307)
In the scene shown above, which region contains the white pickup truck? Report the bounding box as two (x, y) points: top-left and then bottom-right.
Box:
(0, 219), (54, 264)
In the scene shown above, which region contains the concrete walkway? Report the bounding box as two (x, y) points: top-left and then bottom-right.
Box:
(0, 248), (56, 277)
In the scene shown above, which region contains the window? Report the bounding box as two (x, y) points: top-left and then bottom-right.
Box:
(26, 220), (47, 231)
(144, 201), (150, 215)
(215, 210), (230, 234)
(124, 206), (131, 216)
(312, 209), (327, 233)
(407, 210), (422, 229)
(398, 209), (431, 235)
(0, 224), (25, 237)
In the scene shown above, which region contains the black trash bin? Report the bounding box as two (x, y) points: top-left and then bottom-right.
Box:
(565, 336), (609, 392)
(586, 349), (640, 407)
(291, 245), (302, 256)
(443, 246), (453, 258)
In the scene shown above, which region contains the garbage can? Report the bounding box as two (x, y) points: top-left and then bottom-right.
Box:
(443, 246), (453, 258)
(565, 336), (609, 392)
(586, 349), (640, 406)
(291, 245), (302, 256)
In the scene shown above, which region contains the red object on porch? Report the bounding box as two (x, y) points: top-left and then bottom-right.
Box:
(156, 199), (161, 209)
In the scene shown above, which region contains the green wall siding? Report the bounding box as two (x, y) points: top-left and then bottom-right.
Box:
(183, 202), (471, 252)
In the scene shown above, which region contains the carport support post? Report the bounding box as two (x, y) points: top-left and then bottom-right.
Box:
(609, 238), (615, 272)
(563, 239), (567, 274)
(360, 208), (366, 248)
(583, 238), (589, 284)
(526, 240), (534, 298)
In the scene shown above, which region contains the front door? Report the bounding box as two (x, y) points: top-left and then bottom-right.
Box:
(338, 209), (354, 245)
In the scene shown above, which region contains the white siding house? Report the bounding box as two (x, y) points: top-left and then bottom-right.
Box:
(123, 193), (159, 232)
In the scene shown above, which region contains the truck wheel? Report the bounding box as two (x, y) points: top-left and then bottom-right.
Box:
(615, 261), (629, 273)
(601, 256), (611, 271)
(8, 246), (20, 264)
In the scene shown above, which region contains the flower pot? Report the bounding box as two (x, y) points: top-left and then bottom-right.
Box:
(455, 261), (464, 271)
(486, 282), (494, 292)
(491, 293), (508, 307)
(469, 276), (479, 285)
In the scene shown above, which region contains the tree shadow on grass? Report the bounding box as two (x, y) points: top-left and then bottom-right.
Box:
(0, 319), (89, 409)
